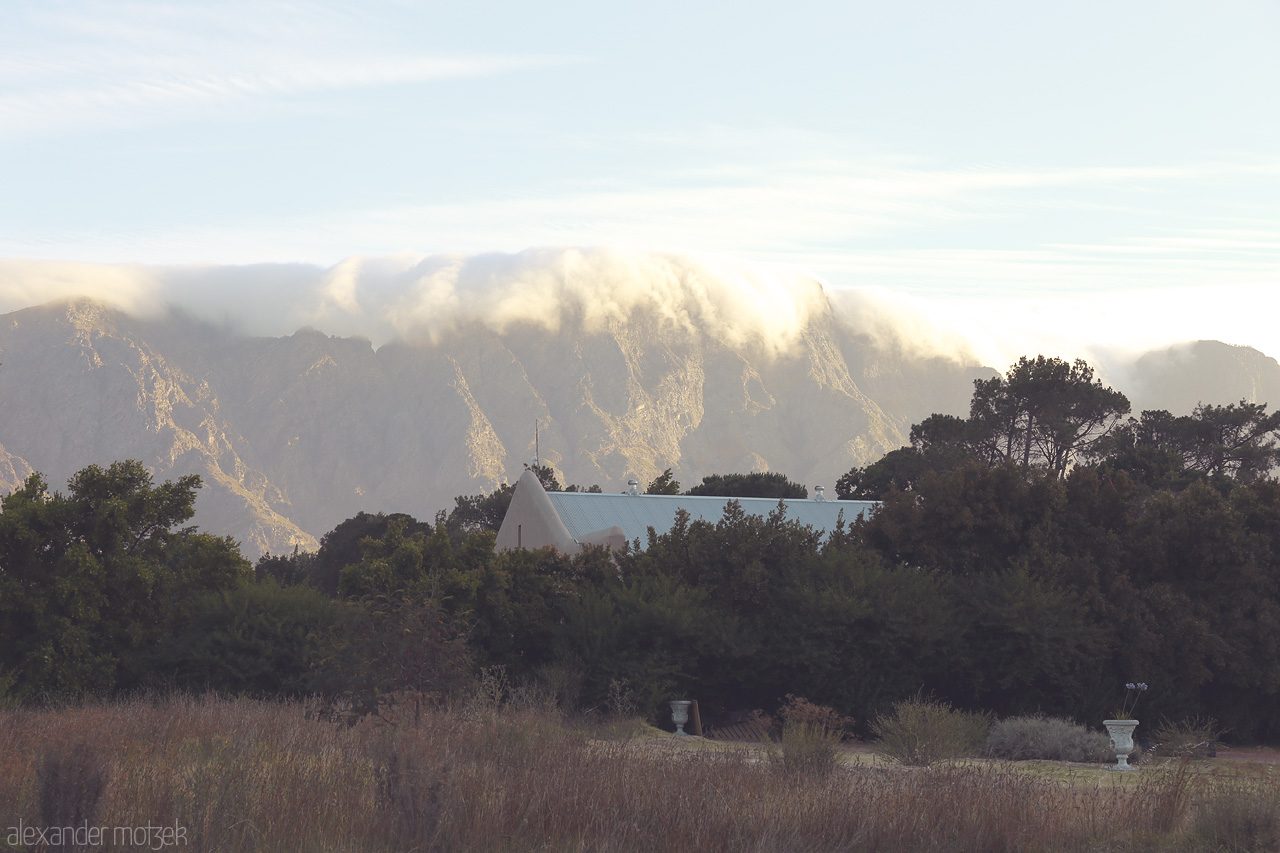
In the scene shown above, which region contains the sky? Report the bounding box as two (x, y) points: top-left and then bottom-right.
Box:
(2, 0), (1279, 365)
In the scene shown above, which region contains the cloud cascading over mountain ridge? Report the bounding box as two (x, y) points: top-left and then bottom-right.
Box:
(0, 247), (1275, 557)
(0, 248), (978, 361)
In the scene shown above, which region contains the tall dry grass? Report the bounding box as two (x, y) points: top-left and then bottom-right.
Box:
(1, 693), (1277, 852)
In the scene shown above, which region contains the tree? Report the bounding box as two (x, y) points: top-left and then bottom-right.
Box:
(1180, 401), (1280, 482)
(836, 417), (980, 500)
(836, 450), (929, 500)
(157, 577), (343, 697)
(969, 356), (1130, 475)
(646, 468), (681, 495)
(836, 357), (1128, 498)
(304, 511), (429, 595)
(1084, 409), (1202, 492)
(685, 472), (807, 499)
(448, 484), (516, 534)
(1088, 401), (1280, 488)
(858, 461), (1067, 578)
(0, 461), (250, 698)
(255, 546), (316, 586)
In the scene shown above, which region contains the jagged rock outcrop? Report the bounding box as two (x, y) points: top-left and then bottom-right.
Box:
(0, 301), (317, 556)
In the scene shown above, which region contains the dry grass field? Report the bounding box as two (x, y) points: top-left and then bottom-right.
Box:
(2, 694), (1279, 852)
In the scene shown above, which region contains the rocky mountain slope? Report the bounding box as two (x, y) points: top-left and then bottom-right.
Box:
(0, 297), (1275, 558)
(1126, 340), (1280, 415)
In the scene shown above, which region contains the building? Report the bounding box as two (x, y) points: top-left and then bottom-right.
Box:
(494, 468), (877, 554)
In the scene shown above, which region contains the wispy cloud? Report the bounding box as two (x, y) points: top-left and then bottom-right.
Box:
(6, 154), (1278, 282)
(0, 1), (582, 137)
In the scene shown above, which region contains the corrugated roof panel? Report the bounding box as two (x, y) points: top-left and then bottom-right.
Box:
(544, 492), (876, 547)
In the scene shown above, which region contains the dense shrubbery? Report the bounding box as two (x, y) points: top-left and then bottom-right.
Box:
(0, 462), (250, 700)
(9, 453), (1280, 741)
(5, 354), (1280, 743)
(984, 715), (1112, 763)
(871, 694), (991, 765)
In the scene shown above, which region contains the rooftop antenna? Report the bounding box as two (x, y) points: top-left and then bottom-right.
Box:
(535, 419), (540, 469)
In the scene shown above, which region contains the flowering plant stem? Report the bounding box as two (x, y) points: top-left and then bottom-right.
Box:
(1112, 682), (1147, 720)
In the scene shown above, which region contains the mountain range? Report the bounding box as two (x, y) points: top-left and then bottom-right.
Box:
(0, 296), (1276, 558)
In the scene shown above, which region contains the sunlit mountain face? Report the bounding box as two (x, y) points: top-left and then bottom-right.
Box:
(0, 249), (1274, 557)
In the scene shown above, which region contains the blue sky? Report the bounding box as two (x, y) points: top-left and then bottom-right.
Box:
(2, 0), (1279, 362)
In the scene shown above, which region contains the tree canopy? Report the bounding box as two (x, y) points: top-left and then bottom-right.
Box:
(645, 468), (681, 495)
(0, 461), (249, 698)
(685, 472), (807, 499)
(1089, 401), (1280, 487)
(968, 356), (1130, 474)
(840, 356), (1134, 499)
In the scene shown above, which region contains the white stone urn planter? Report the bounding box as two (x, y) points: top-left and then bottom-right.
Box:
(1104, 719), (1139, 770)
(669, 700), (692, 736)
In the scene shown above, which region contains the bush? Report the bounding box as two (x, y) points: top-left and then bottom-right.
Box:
(984, 715), (1112, 762)
(159, 578), (344, 696)
(772, 696), (852, 776)
(777, 694), (852, 736)
(1148, 715), (1225, 761)
(871, 694), (990, 766)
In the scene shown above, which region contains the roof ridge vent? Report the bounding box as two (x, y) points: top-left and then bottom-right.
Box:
(626, 478), (639, 496)
(814, 485), (826, 502)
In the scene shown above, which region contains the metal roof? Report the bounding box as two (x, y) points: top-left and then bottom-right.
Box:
(543, 490), (875, 546)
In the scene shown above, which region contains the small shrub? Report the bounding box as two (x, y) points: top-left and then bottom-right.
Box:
(570, 676), (645, 740)
(1148, 715), (1225, 762)
(775, 722), (843, 776)
(531, 661), (585, 711)
(985, 715), (1112, 762)
(605, 677), (638, 719)
(467, 665), (512, 713)
(777, 694), (852, 736)
(772, 696), (852, 777)
(872, 693), (990, 766)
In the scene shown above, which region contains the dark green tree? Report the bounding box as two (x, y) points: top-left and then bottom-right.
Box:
(255, 545), (317, 586)
(836, 416), (979, 499)
(837, 357), (1128, 498)
(1089, 401), (1280, 491)
(157, 576), (343, 696)
(645, 468), (681, 495)
(0, 462), (250, 698)
(969, 356), (1130, 475)
(305, 511), (429, 595)
(448, 485), (516, 534)
(685, 472), (807, 499)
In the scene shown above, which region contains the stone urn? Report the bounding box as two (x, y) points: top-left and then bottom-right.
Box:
(1104, 719), (1140, 770)
(669, 700), (692, 736)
